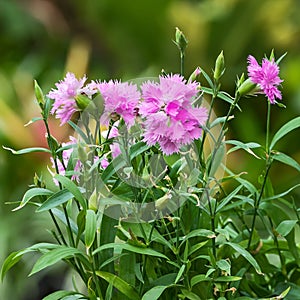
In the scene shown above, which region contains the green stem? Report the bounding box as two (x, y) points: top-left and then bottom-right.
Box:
(247, 160), (272, 250)
(266, 101), (271, 154)
(180, 52), (185, 76)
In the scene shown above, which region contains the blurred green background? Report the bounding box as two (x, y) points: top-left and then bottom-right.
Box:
(1, 0), (300, 298)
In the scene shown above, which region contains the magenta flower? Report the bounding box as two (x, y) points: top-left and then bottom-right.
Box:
(247, 55), (283, 104)
(89, 80), (140, 128)
(48, 72), (90, 124)
(140, 74), (207, 155)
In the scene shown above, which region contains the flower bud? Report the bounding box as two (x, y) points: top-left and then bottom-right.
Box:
(237, 78), (257, 97)
(75, 94), (91, 110)
(213, 51), (225, 81)
(34, 80), (45, 109)
(155, 192), (172, 211)
(188, 67), (201, 83)
(77, 143), (88, 163)
(175, 27), (188, 53)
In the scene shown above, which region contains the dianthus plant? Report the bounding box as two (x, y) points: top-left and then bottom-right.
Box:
(2, 29), (300, 300)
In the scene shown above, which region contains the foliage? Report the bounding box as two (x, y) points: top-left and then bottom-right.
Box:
(1, 28), (300, 300)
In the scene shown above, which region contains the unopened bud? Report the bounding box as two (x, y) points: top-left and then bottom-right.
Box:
(175, 27), (188, 53)
(75, 94), (91, 110)
(188, 67), (201, 83)
(237, 78), (257, 97)
(77, 143), (88, 163)
(155, 192), (172, 211)
(34, 80), (45, 109)
(213, 51), (225, 81)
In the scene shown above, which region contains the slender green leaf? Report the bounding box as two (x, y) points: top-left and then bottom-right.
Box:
(0, 251), (23, 281)
(214, 276), (242, 282)
(13, 188), (53, 211)
(37, 189), (74, 212)
(3, 146), (51, 155)
(142, 285), (170, 300)
(191, 274), (211, 287)
(180, 289), (201, 300)
(1, 243), (59, 280)
(54, 175), (87, 210)
(129, 141), (150, 160)
(175, 264), (185, 284)
(42, 291), (86, 300)
(272, 151), (300, 172)
(216, 259), (231, 275)
(270, 116), (300, 150)
(225, 242), (262, 274)
(226, 140), (261, 158)
(276, 220), (298, 237)
(29, 246), (88, 276)
(93, 242), (168, 259)
(216, 185), (243, 213)
(95, 271), (139, 300)
(85, 209), (97, 249)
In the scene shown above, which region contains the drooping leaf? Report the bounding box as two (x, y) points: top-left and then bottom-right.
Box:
(276, 220), (298, 237)
(142, 285), (171, 300)
(272, 151), (300, 172)
(270, 116), (300, 150)
(54, 175), (87, 210)
(225, 242), (262, 274)
(3, 146), (51, 155)
(13, 188), (53, 211)
(95, 271), (139, 300)
(42, 290), (87, 300)
(226, 140), (261, 158)
(191, 274), (211, 287)
(93, 242), (168, 259)
(29, 246), (89, 276)
(37, 189), (74, 212)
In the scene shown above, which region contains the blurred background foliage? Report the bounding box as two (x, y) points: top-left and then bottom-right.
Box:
(0, 0), (300, 298)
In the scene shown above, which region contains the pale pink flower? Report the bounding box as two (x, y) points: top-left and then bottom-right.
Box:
(91, 80), (140, 128)
(140, 74), (207, 155)
(50, 136), (82, 185)
(247, 55), (283, 104)
(48, 73), (93, 124)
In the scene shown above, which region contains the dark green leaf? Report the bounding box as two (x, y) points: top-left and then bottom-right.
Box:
(142, 285), (171, 300)
(272, 151), (300, 172)
(225, 242), (262, 274)
(95, 271), (139, 300)
(93, 242), (168, 259)
(270, 116), (300, 150)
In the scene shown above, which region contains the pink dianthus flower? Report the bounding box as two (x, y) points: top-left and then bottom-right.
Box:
(140, 74), (207, 155)
(88, 80), (140, 128)
(48, 73), (92, 124)
(247, 55), (283, 104)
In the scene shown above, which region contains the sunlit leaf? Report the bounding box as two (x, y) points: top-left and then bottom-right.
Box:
(3, 146), (51, 155)
(85, 209), (96, 249)
(37, 189), (74, 212)
(29, 246), (88, 276)
(12, 187), (53, 211)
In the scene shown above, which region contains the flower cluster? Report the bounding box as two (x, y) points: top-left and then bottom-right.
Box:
(48, 73), (208, 157)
